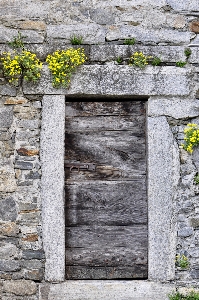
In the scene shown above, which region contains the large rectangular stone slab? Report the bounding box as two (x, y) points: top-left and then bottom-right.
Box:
(39, 281), (175, 300)
(148, 97), (199, 119)
(0, 0), (50, 19)
(90, 45), (186, 62)
(91, 0), (167, 7)
(0, 25), (44, 43)
(23, 65), (190, 96)
(167, 0), (199, 11)
(41, 95), (65, 282)
(47, 24), (105, 44)
(147, 116), (179, 280)
(106, 26), (192, 44)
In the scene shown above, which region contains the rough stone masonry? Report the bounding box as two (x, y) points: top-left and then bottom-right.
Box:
(1, 0), (199, 299)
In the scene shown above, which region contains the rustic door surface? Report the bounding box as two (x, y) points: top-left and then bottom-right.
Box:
(65, 101), (147, 279)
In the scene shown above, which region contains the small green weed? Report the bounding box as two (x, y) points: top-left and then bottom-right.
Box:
(124, 38), (136, 45)
(151, 56), (162, 66)
(168, 290), (199, 300)
(116, 56), (123, 63)
(175, 254), (189, 269)
(8, 31), (26, 50)
(184, 48), (192, 59)
(176, 61), (187, 67)
(194, 174), (199, 184)
(70, 35), (83, 45)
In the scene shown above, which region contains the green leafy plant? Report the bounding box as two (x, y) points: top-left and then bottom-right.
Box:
(70, 35), (83, 45)
(184, 48), (192, 59)
(124, 38), (136, 45)
(1, 50), (43, 86)
(129, 52), (152, 69)
(194, 174), (199, 184)
(175, 254), (189, 269)
(116, 56), (123, 63)
(46, 48), (86, 88)
(8, 31), (26, 50)
(176, 61), (187, 67)
(182, 123), (199, 154)
(168, 290), (199, 300)
(151, 56), (162, 66)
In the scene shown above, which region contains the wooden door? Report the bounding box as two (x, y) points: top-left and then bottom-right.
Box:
(65, 101), (147, 279)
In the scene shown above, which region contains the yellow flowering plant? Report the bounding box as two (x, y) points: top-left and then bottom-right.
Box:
(129, 52), (152, 69)
(1, 50), (43, 86)
(182, 123), (199, 153)
(175, 254), (189, 269)
(46, 48), (86, 88)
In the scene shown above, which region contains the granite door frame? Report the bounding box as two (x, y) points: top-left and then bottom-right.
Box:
(40, 95), (177, 283)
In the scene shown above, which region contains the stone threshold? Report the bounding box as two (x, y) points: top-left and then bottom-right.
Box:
(39, 280), (175, 300)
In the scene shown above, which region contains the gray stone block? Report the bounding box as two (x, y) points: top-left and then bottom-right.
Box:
(178, 227), (194, 237)
(190, 267), (199, 279)
(22, 250), (45, 260)
(92, 0), (167, 8)
(3, 279), (37, 296)
(0, 26), (19, 43)
(0, 85), (17, 96)
(0, 197), (17, 222)
(106, 26), (192, 45)
(25, 171), (41, 179)
(15, 161), (33, 170)
(17, 119), (40, 129)
(190, 218), (199, 228)
(0, 259), (20, 272)
(167, 0), (199, 11)
(0, 0), (50, 19)
(47, 24), (105, 44)
(0, 26), (44, 43)
(0, 107), (13, 128)
(21, 260), (43, 269)
(0, 242), (18, 259)
(90, 8), (115, 25)
(90, 45), (186, 62)
(148, 98), (199, 118)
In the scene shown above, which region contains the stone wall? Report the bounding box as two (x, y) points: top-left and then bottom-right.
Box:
(0, 0), (199, 299)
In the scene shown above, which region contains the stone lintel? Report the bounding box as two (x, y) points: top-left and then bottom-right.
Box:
(23, 65), (190, 97)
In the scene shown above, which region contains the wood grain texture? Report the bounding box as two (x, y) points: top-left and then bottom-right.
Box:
(65, 247), (147, 267)
(65, 115), (145, 132)
(65, 101), (146, 117)
(65, 181), (147, 226)
(65, 101), (147, 279)
(65, 265), (148, 279)
(65, 225), (147, 248)
(65, 131), (146, 179)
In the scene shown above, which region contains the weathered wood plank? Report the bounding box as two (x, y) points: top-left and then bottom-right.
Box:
(65, 225), (147, 248)
(65, 101), (146, 117)
(65, 181), (147, 225)
(65, 131), (146, 179)
(65, 247), (147, 267)
(65, 265), (148, 279)
(65, 115), (145, 132)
